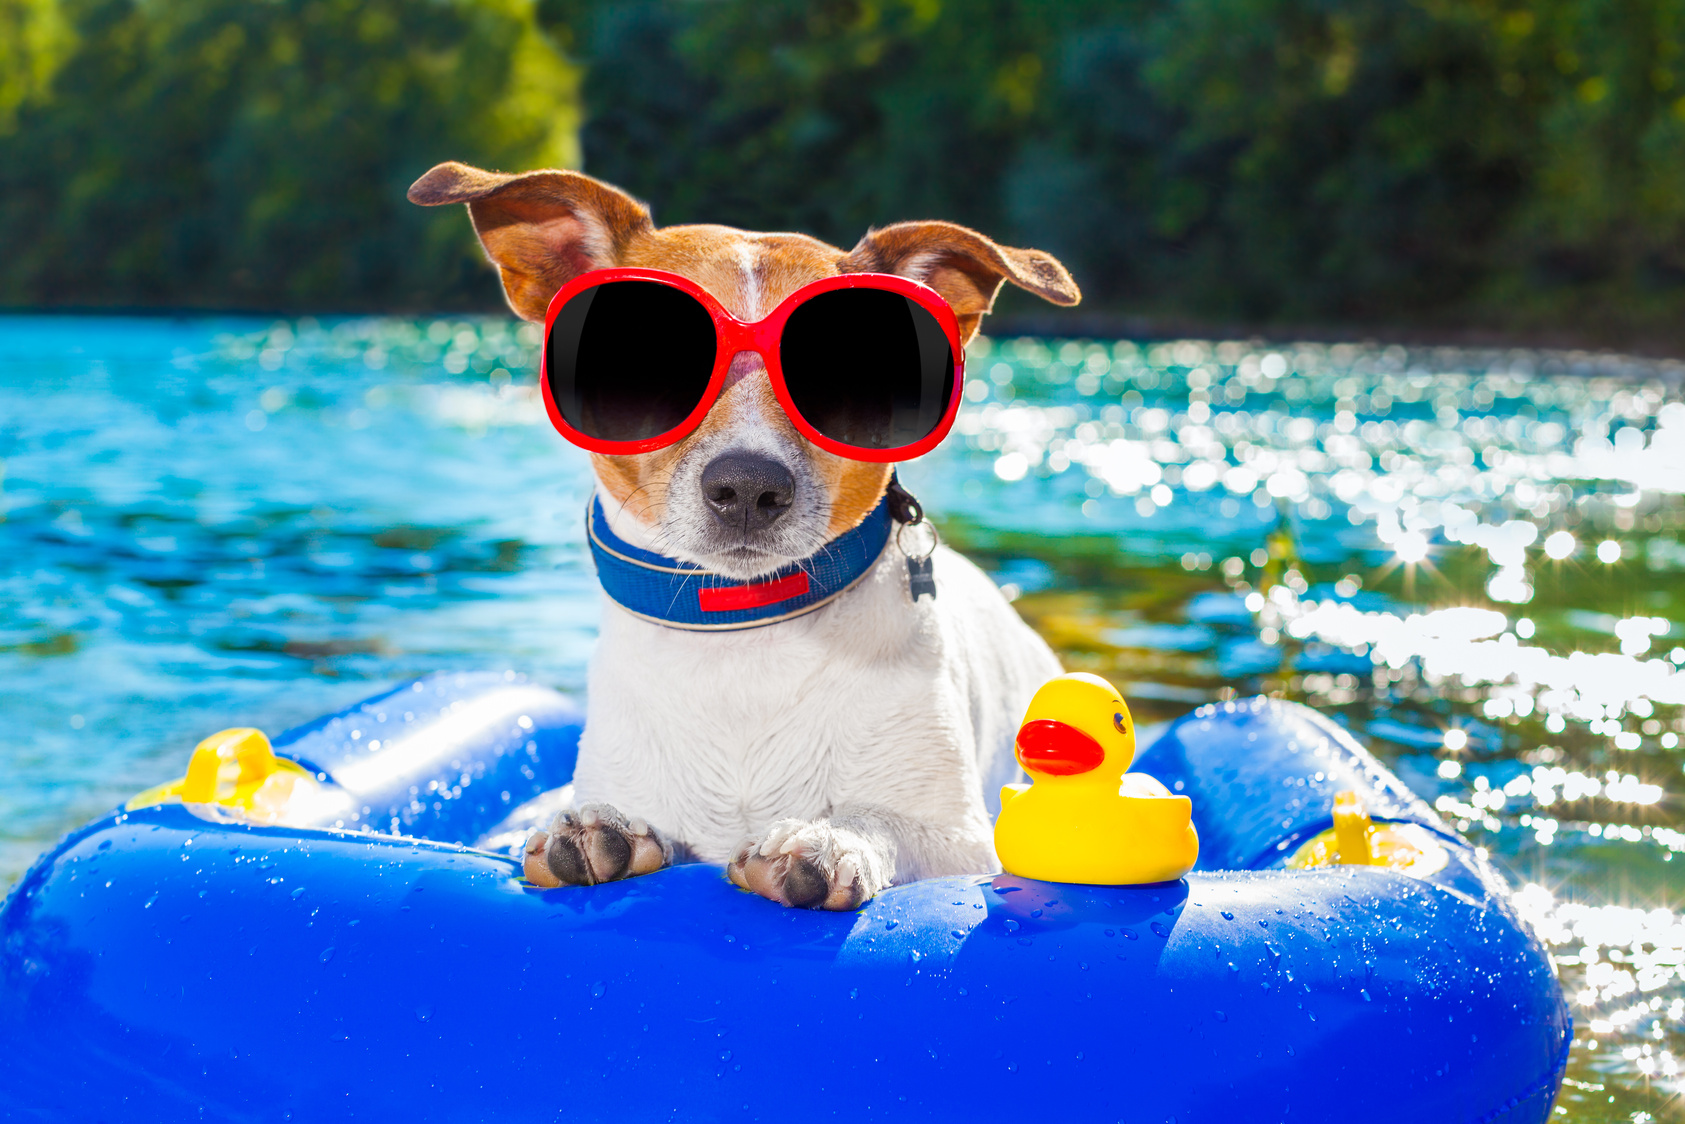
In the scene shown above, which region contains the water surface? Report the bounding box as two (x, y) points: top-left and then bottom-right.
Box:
(2, 315), (1681, 1119)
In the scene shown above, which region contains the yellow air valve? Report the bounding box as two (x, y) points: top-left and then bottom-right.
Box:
(1287, 789), (1449, 877)
(128, 727), (319, 824)
(1332, 790), (1376, 865)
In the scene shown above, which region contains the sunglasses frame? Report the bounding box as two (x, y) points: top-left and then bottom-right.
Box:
(538, 267), (966, 462)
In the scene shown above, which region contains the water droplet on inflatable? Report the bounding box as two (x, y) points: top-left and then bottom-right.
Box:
(720, 1050), (732, 1062)
(319, 947), (334, 963)
(1151, 922), (1170, 938)
(291, 887), (305, 899)
(1122, 928), (1138, 940)
(958, 987), (967, 996)
(1006, 1061), (1018, 1073)
(1215, 1010), (1227, 1021)
(1030, 909), (1042, 918)
(885, 919), (899, 930)
(591, 981), (606, 999)
(143, 893), (157, 909)
(849, 988), (858, 999)
(1361, 989), (1373, 1002)
(1004, 919), (1020, 933)
(415, 1005), (432, 1022)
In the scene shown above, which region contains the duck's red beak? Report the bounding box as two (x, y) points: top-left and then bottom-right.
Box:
(1015, 719), (1105, 775)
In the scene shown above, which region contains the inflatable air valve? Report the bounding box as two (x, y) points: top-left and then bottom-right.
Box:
(1332, 789), (1376, 865)
(994, 672), (1199, 884)
(1286, 789), (1451, 876)
(127, 727), (324, 824)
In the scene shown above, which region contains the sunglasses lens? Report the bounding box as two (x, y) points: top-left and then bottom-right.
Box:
(546, 280), (717, 444)
(780, 288), (955, 451)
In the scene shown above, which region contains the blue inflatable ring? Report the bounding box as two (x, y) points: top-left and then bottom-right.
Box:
(1, 673), (1568, 1122)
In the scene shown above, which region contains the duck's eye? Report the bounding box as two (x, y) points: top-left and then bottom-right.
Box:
(1113, 712), (1129, 736)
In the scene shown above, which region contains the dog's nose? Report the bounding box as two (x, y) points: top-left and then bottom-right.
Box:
(701, 453), (795, 530)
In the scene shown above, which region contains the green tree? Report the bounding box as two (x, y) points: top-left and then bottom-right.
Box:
(559, 0), (1111, 243)
(0, 0), (577, 310)
(557, 0), (1685, 344)
(0, 0), (72, 133)
(6, 0), (1685, 343)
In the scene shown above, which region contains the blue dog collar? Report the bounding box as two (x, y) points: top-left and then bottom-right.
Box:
(586, 493), (894, 631)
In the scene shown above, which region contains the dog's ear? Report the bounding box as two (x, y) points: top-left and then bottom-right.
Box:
(408, 162), (655, 322)
(839, 222), (1080, 343)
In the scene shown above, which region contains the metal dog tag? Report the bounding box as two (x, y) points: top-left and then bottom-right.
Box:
(908, 555), (936, 601)
(890, 477), (937, 602)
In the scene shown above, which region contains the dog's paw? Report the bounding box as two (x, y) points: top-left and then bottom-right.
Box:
(726, 819), (890, 910)
(522, 804), (673, 888)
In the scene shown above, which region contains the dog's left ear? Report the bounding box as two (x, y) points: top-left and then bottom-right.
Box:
(839, 222), (1080, 343)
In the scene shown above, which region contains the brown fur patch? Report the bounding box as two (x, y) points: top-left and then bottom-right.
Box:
(618, 227), (841, 320)
(814, 457), (895, 538)
(589, 448), (678, 526)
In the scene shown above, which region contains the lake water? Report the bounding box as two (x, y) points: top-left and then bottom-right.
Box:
(2, 314), (1682, 1119)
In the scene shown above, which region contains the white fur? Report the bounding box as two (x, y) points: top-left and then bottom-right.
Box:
(568, 531), (1059, 881)
(735, 242), (765, 319)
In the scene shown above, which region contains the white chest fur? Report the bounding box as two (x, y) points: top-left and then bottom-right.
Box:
(571, 540), (1060, 879)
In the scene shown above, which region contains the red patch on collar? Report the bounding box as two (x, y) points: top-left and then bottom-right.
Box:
(698, 572), (811, 613)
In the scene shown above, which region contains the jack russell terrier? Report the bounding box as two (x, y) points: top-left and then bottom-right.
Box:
(409, 161), (1080, 909)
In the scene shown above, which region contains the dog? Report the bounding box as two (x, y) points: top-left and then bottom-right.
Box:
(409, 161), (1080, 909)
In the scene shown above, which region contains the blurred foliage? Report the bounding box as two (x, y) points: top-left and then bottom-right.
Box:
(0, 0), (72, 133)
(4, 0), (1685, 341)
(560, 0), (1685, 343)
(0, 0), (576, 310)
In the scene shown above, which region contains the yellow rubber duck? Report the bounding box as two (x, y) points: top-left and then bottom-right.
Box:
(995, 672), (1199, 884)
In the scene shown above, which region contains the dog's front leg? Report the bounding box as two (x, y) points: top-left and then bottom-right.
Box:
(727, 806), (913, 911)
(522, 804), (676, 888)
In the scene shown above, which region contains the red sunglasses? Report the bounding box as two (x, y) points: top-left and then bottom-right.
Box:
(537, 267), (965, 462)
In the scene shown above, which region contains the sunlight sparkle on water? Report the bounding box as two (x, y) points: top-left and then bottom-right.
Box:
(1516, 882), (1685, 1094)
(1545, 530), (1578, 560)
